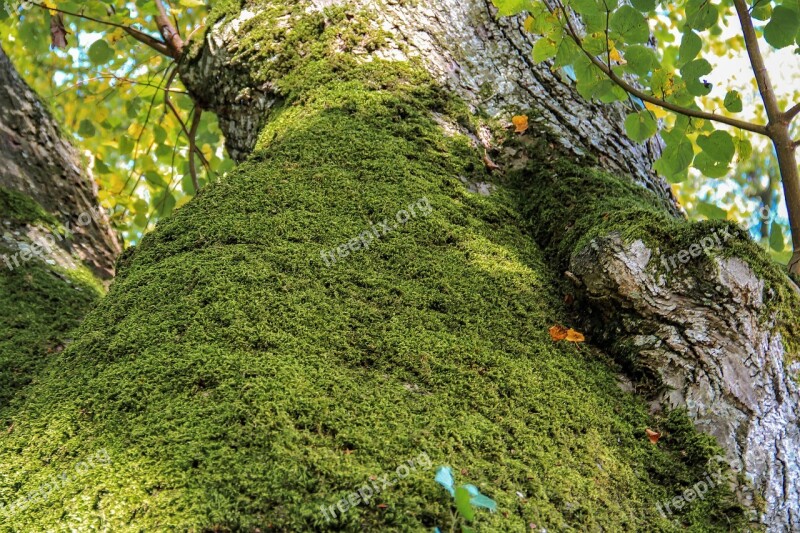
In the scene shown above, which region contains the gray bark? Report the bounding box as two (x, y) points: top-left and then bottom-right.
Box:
(0, 44), (120, 279)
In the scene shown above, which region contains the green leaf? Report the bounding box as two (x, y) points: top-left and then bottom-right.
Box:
(610, 6), (651, 44)
(723, 90), (743, 112)
(88, 39), (115, 65)
(658, 138), (694, 176)
(624, 110), (658, 142)
(678, 30), (702, 66)
(455, 486), (475, 522)
(696, 199), (728, 220)
(630, 0), (656, 11)
(694, 152), (730, 178)
(697, 130), (735, 163)
(624, 45), (659, 76)
(735, 135), (753, 160)
(492, 0), (532, 16)
(78, 119), (96, 137)
(686, 0), (718, 30)
(680, 58), (713, 96)
(764, 5), (800, 49)
(752, 0), (772, 20)
(532, 37), (558, 62)
(770, 221), (785, 251)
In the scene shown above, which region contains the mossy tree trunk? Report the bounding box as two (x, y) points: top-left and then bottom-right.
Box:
(0, 44), (117, 412)
(1, 1), (798, 531)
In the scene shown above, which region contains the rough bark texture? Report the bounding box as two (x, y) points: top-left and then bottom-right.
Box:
(573, 235), (799, 528)
(182, 0), (678, 215)
(178, 1), (800, 530)
(0, 44), (120, 279)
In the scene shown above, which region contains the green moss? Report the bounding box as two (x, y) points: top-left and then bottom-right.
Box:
(0, 187), (59, 227)
(0, 256), (102, 410)
(0, 44), (751, 530)
(512, 157), (800, 359)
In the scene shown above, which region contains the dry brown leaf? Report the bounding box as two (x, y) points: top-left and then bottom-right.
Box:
(549, 325), (568, 341)
(50, 13), (68, 50)
(645, 428), (661, 444)
(512, 114), (529, 133)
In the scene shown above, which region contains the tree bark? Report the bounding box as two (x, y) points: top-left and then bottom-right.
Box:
(178, 2), (800, 529)
(0, 1), (797, 531)
(0, 43), (120, 280)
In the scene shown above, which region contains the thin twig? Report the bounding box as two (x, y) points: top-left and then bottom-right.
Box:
(188, 107), (202, 192)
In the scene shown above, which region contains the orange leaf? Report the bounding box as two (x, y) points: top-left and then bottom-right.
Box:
(564, 329), (585, 343)
(645, 428), (661, 444)
(549, 325), (568, 341)
(512, 115), (529, 133)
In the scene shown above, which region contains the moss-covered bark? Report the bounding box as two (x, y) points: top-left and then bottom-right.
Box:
(0, 16), (749, 530)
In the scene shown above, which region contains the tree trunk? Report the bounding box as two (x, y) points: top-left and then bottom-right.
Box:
(1, 1), (797, 531)
(0, 44), (118, 408)
(0, 44), (121, 280)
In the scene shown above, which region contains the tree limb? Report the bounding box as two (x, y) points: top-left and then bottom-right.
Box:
(29, 2), (172, 57)
(786, 102), (800, 122)
(154, 0), (184, 57)
(548, 0), (769, 137)
(188, 107), (202, 192)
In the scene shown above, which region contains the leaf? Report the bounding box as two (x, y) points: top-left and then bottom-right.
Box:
(680, 58), (713, 96)
(549, 325), (585, 342)
(624, 45), (658, 76)
(645, 101), (668, 119)
(686, 0), (718, 30)
(770, 221), (785, 251)
(455, 486), (476, 522)
(565, 329), (585, 342)
(492, 0), (533, 16)
(723, 90), (743, 113)
(697, 130), (735, 163)
(512, 115), (529, 133)
(49, 13), (68, 50)
(678, 30), (702, 66)
(609, 47), (624, 63)
(752, 0), (772, 20)
(694, 152), (730, 178)
(435, 467), (455, 497)
(549, 325), (568, 341)
(610, 6), (651, 44)
(88, 39), (115, 65)
(764, 5), (800, 49)
(624, 110), (658, 142)
(645, 428), (661, 444)
(77, 119), (96, 137)
(630, 0), (656, 12)
(532, 37), (558, 62)
(696, 199), (728, 220)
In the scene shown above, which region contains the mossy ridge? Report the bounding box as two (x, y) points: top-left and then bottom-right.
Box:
(0, 186), (59, 227)
(0, 47), (751, 530)
(512, 157), (800, 358)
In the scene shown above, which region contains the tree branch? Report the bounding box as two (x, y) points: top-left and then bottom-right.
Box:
(188, 107), (202, 192)
(786, 102), (800, 122)
(29, 2), (172, 57)
(154, 0), (184, 57)
(548, 0), (769, 137)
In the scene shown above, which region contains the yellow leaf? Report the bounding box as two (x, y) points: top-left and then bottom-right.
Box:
(512, 114), (529, 133)
(645, 428), (661, 444)
(644, 101), (668, 119)
(564, 328), (585, 343)
(609, 47), (625, 64)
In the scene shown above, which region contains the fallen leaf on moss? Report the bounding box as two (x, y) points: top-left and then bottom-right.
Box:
(549, 325), (585, 343)
(512, 115), (529, 133)
(549, 325), (568, 341)
(646, 428), (661, 444)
